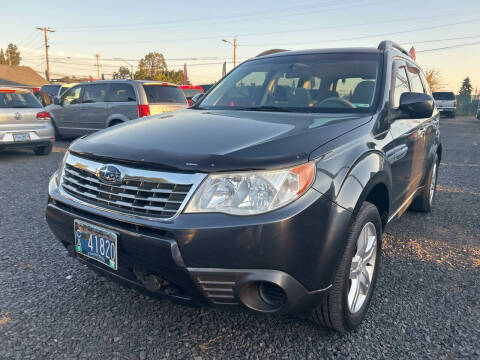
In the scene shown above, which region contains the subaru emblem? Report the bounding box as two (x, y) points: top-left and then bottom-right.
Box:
(97, 165), (123, 184)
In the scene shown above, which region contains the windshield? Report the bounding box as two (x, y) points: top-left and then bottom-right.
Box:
(40, 85), (61, 96)
(143, 85), (187, 104)
(0, 92), (42, 108)
(197, 52), (381, 113)
(432, 92), (455, 100)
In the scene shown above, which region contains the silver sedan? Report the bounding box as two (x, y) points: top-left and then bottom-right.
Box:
(0, 87), (55, 155)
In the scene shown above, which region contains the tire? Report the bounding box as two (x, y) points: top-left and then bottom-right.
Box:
(34, 143), (53, 156)
(311, 201), (382, 332)
(52, 120), (62, 140)
(409, 154), (439, 212)
(108, 120), (123, 127)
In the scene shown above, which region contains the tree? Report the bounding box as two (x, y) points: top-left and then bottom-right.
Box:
(458, 77), (473, 96)
(6, 43), (21, 65)
(154, 69), (186, 85)
(0, 49), (5, 64)
(135, 52), (167, 80)
(113, 66), (131, 80)
(424, 68), (444, 92)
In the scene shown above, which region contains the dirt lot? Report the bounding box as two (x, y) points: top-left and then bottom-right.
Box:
(0, 116), (479, 359)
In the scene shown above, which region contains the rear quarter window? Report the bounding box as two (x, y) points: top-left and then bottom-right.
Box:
(0, 92), (42, 108)
(143, 85), (186, 104)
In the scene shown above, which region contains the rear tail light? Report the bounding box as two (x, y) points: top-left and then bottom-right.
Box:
(32, 88), (40, 92)
(187, 99), (192, 107)
(454, 101), (457, 107)
(138, 104), (151, 118)
(36, 111), (51, 120)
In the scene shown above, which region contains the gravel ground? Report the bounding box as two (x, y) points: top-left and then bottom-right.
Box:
(0, 116), (479, 359)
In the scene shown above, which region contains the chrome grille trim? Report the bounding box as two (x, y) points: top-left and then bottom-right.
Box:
(59, 153), (206, 221)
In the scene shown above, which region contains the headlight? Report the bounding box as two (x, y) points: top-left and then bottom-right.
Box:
(185, 162), (315, 215)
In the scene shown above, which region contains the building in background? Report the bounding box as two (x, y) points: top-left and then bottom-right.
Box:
(0, 64), (48, 89)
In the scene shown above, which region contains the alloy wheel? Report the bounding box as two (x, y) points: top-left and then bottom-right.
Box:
(348, 222), (377, 314)
(429, 162), (437, 205)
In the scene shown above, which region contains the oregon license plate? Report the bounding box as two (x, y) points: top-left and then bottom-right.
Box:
(13, 133), (30, 142)
(74, 220), (118, 270)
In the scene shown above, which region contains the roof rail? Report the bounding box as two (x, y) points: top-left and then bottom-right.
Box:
(378, 40), (412, 58)
(256, 49), (289, 57)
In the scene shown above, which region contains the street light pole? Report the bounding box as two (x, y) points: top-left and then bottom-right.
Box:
(222, 37), (237, 68)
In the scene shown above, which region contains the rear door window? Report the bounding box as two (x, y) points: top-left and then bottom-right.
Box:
(143, 85), (186, 104)
(0, 92), (42, 108)
(406, 65), (425, 94)
(82, 84), (108, 103)
(391, 60), (410, 108)
(108, 83), (137, 102)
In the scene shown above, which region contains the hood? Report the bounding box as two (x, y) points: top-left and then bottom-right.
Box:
(70, 109), (372, 172)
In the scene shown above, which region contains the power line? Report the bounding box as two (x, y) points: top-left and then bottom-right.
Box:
(54, 0), (394, 33)
(50, 10), (477, 45)
(240, 18), (480, 47)
(417, 40), (480, 53)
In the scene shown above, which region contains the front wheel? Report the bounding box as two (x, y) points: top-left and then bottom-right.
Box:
(311, 202), (382, 332)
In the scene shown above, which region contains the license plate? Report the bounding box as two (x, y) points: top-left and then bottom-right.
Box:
(13, 133), (30, 142)
(74, 220), (118, 270)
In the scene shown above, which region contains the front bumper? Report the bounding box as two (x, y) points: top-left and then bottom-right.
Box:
(46, 174), (352, 315)
(0, 123), (54, 148)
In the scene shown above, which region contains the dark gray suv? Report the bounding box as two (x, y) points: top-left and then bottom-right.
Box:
(46, 41), (441, 332)
(48, 80), (188, 138)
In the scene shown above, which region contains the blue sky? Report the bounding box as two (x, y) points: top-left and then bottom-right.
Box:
(1, 0), (479, 91)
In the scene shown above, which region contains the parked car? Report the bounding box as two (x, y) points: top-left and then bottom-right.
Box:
(46, 41), (441, 332)
(198, 83), (214, 93)
(179, 85), (205, 106)
(0, 87), (54, 155)
(40, 84), (63, 98)
(432, 91), (456, 117)
(48, 80), (188, 138)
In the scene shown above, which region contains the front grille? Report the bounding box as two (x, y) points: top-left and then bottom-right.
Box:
(60, 153), (204, 220)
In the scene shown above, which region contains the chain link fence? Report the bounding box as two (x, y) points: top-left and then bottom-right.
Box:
(456, 95), (480, 115)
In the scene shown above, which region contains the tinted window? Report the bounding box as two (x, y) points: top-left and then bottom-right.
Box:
(61, 86), (82, 105)
(182, 88), (203, 99)
(407, 65), (425, 93)
(40, 84), (61, 96)
(391, 61), (410, 108)
(0, 92), (42, 108)
(432, 92), (455, 100)
(82, 84), (108, 103)
(143, 85), (186, 104)
(199, 53), (381, 113)
(108, 83), (136, 102)
(419, 71), (431, 95)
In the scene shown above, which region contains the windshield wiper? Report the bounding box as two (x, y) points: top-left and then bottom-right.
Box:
(235, 105), (294, 112)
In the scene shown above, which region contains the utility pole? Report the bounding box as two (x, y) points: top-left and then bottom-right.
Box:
(6, 48), (11, 66)
(94, 54), (101, 80)
(36, 27), (55, 81)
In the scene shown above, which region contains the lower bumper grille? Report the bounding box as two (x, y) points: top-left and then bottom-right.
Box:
(193, 273), (238, 305)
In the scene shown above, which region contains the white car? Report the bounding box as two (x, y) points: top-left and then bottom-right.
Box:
(432, 91), (456, 118)
(0, 87), (55, 155)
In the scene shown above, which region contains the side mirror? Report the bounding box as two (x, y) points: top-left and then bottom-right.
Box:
(191, 93), (203, 106)
(53, 96), (62, 106)
(399, 92), (434, 118)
